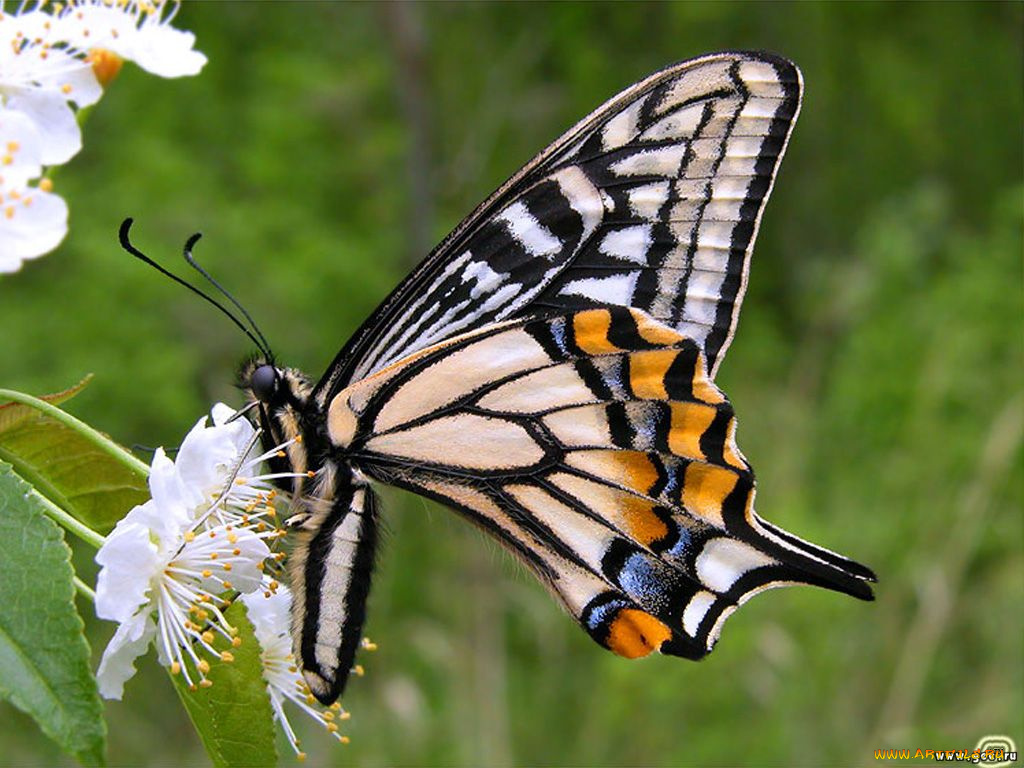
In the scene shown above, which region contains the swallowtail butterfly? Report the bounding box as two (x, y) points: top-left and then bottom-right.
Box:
(236, 51), (875, 705)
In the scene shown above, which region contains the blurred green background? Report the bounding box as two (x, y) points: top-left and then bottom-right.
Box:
(1, 2), (1021, 766)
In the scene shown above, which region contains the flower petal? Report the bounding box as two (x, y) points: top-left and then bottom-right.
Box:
(0, 185), (68, 271)
(95, 515), (160, 622)
(122, 24), (207, 78)
(96, 612), (157, 700)
(146, 448), (198, 531)
(0, 107), (44, 184)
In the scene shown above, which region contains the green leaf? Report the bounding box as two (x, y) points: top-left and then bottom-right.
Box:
(0, 382), (148, 535)
(0, 462), (106, 766)
(172, 601), (278, 768)
(0, 375), (93, 432)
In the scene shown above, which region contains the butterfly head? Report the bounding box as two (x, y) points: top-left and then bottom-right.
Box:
(238, 359), (321, 491)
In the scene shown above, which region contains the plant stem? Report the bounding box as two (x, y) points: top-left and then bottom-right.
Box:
(0, 388), (149, 477)
(30, 487), (106, 549)
(74, 576), (96, 603)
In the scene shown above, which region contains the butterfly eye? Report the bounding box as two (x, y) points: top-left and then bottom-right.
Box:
(250, 364), (279, 403)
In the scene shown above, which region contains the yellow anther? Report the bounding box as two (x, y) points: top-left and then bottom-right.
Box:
(197, 660), (210, 674)
(306, 694), (316, 705)
(322, 711), (335, 722)
(201, 631), (214, 644)
(199, 679), (213, 689)
(60, 83), (72, 94)
(223, 563), (232, 571)
(276, 450), (285, 458)
(256, 562), (266, 571)
(220, 651), (234, 663)
(202, 569), (212, 578)
(235, 478), (247, 485)
(197, 610), (209, 621)
(209, 530), (217, 538)
(306, 470), (315, 478)
(183, 530), (196, 542)
(170, 661), (181, 675)
(189, 684), (198, 692)
(222, 581), (232, 590)
(6, 141), (18, 152)
(340, 736), (351, 745)
(231, 637), (242, 648)
(269, 580), (279, 590)
(288, 665), (297, 673)
(329, 702), (341, 711)
(295, 435), (303, 443)
(38, 178), (53, 193)
(209, 553), (218, 560)
(232, 548), (241, 556)
(353, 665), (364, 677)
(326, 723), (338, 734)
(227, 532), (238, 544)
(296, 753), (307, 762)
(5, 206), (15, 219)
(339, 710), (351, 721)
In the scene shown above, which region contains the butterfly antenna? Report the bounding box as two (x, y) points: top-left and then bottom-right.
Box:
(119, 218), (272, 360)
(181, 233), (275, 362)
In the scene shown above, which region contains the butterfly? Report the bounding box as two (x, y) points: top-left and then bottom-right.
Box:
(235, 50), (876, 705)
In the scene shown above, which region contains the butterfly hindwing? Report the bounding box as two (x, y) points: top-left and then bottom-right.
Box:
(314, 51), (802, 402)
(323, 309), (873, 659)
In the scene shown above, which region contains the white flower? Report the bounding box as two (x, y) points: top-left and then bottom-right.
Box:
(0, 0), (205, 270)
(242, 585), (358, 758)
(0, 8), (103, 164)
(94, 403), (298, 699)
(0, 106), (68, 271)
(52, 0), (207, 78)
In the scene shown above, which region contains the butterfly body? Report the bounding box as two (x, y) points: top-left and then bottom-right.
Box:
(241, 51), (876, 706)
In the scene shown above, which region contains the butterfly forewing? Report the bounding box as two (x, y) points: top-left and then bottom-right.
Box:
(313, 51), (802, 403)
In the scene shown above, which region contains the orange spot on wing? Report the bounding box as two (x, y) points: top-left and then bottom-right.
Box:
(566, 450), (659, 494)
(690, 356), (726, 404)
(622, 497), (669, 547)
(632, 310), (683, 346)
(606, 608), (672, 658)
(629, 349), (676, 399)
(681, 463), (740, 527)
(617, 451), (659, 492)
(573, 310), (620, 355)
(667, 402), (717, 460)
(721, 417), (748, 470)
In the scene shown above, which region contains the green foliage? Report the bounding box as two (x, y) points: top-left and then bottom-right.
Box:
(0, 2), (1020, 766)
(0, 463), (106, 767)
(171, 602), (278, 768)
(0, 382), (148, 535)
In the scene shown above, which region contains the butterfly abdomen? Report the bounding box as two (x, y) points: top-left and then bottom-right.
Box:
(289, 466), (379, 704)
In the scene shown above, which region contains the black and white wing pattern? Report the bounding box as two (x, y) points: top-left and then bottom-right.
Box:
(257, 52), (874, 705)
(314, 50), (801, 402)
(323, 308), (873, 662)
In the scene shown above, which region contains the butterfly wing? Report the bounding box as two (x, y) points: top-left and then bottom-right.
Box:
(314, 50), (801, 402)
(324, 309), (874, 660)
